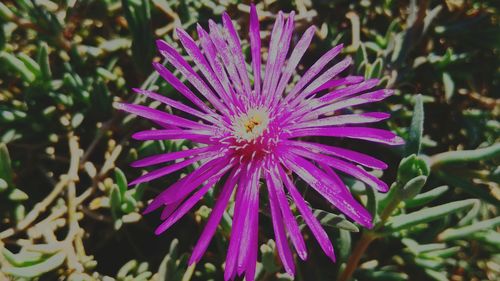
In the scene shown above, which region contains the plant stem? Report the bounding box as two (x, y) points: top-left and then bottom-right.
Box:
(337, 232), (376, 281)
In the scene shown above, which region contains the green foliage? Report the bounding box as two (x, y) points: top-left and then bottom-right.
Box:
(0, 0), (498, 280)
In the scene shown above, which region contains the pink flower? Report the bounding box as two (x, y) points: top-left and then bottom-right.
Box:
(118, 5), (404, 280)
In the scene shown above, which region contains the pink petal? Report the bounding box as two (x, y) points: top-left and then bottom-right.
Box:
(152, 62), (213, 114)
(249, 4), (262, 97)
(222, 13), (253, 99)
(288, 112), (391, 129)
(284, 140), (388, 170)
(284, 44), (344, 103)
(289, 126), (405, 146)
(280, 152), (373, 228)
(132, 129), (213, 142)
(176, 28), (236, 114)
(290, 146), (389, 192)
(278, 165), (336, 261)
(289, 57), (352, 107)
(272, 26), (316, 105)
(117, 103), (212, 130)
(266, 176), (296, 276)
(266, 165), (308, 260)
(129, 153), (213, 186)
(156, 40), (229, 114)
(312, 89), (394, 117)
(132, 88), (219, 124)
(131, 146), (219, 168)
(189, 168), (240, 264)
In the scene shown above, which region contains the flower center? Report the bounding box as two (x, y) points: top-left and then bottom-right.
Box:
(229, 108), (279, 162)
(232, 108), (270, 141)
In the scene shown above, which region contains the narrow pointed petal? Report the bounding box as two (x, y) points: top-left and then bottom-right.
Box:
(189, 169), (240, 264)
(156, 40), (229, 114)
(289, 57), (352, 107)
(160, 201), (180, 220)
(261, 12), (284, 104)
(290, 146), (389, 192)
(289, 127), (405, 146)
(237, 166), (261, 275)
(132, 88), (218, 123)
(208, 20), (246, 98)
(129, 154), (212, 186)
(244, 173), (260, 281)
(267, 12), (295, 106)
(152, 62), (214, 114)
(313, 89), (394, 117)
(278, 165), (336, 261)
(197, 25), (245, 112)
(266, 166), (308, 260)
(310, 76), (364, 95)
(249, 4), (262, 97)
(272, 26), (316, 102)
(176, 28), (234, 112)
(131, 146), (218, 168)
(280, 152), (373, 228)
(288, 112), (391, 129)
(284, 140), (388, 169)
(318, 79), (380, 103)
(222, 13), (253, 98)
(132, 129), (213, 142)
(224, 173), (250, 280)
(284, 44), (344, 103)
(266, 179), (296, 276)
(117, 103), (212, 130)
(154, 173), (222, 235)
(144, 156), (232, 215)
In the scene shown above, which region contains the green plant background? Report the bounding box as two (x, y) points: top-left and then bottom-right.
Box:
(0, 0), (498, 280)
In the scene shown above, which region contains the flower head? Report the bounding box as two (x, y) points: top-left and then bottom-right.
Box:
(119, 5), (404, 280)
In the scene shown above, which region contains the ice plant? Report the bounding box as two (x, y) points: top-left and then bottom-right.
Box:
(118, 5), (404, 280)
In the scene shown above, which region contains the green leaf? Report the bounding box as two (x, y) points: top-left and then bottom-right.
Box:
(0, 178), (7, 192)
(133, 183), (145, 201)
(438, 216), (500, 241)
(397, 155), (430, 185)
(385, 199), (477, 231)
(313, 209), (359, 232)
(436, 171), (499, 206)
(0, 51), (36, 83)
(369, 58), (384, 79)
(158, 239), (180, 281)
(0, 2), (15, 21)
(431, 143), (500, 168)
(8, 188), (28, 201)
(37, 42), (52, 80)
(0, 143), (13, 188)
(424, 269), (448, 281)
(421, 247), (460, 259)
(114, 168), (128, 198)
(261, 240), (279, 273)
(2, 251), (66, 278)
(358, 269), (408, 281)
(117, 259), (138, 280)
(402, 238), (446, 255)
(405, 94), (424, 156)
(397, 175), (427, 201)
(404, 185), (448, 208)
(2, 248), (44, 267)
(471, 230), (500, 249)
(110, 185), (122, 221)
(442, 72), (454, 101)
(336, 229), (351, 263)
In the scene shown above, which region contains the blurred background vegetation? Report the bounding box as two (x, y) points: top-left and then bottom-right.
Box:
(0, 0), (498, 280)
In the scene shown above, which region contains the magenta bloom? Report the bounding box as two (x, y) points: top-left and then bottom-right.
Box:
(118, 5), (403, 280)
